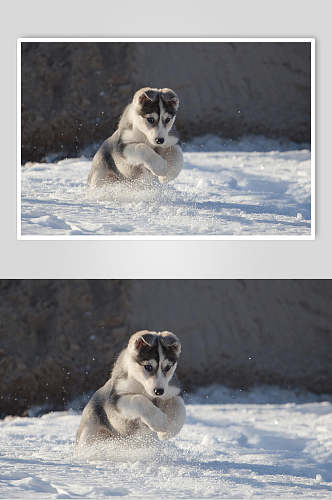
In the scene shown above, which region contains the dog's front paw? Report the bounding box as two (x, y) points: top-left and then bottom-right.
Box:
(150, 156), (168, 177)
(157, 431), (170, 441)
(144, 410), (169, 433)
(157, 428), (180, 440)
(158, 176), (168, 184)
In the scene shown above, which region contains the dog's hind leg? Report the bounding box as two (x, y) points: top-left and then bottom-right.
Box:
(76, 424), (113, 446)
(87, 148), (120, 187)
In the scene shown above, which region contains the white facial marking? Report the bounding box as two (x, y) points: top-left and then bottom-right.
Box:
(158, 99), (165, 126)
(152, 341), (166, 391)
(156, 100), (169, 142)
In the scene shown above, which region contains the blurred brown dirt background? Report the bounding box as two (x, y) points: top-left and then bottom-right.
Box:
(21, 42), (311, 163)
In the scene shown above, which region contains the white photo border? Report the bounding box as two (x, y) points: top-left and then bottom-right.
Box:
(17, 37), (315, 241)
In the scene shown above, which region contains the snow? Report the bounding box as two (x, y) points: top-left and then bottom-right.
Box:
(1, 385), (331, 499)
(20, 135), (312, 237)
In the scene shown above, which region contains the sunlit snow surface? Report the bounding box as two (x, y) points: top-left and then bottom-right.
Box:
(20, 136), (312, 236)
(1, 386), (331, 499)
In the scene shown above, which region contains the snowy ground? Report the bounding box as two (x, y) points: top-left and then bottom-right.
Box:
(20, 135), (312, 237)
(1, 385), (331, 499)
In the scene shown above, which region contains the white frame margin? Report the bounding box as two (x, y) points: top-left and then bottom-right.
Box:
(17, 37), (315, 241)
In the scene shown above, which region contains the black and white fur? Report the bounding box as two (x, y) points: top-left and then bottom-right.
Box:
(87, 87), (183, 186)
(76, 330), (186, 445)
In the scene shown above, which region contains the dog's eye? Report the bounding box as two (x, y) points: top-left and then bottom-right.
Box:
(147, 117), (155, 124)
(164, 364), (172, 372)
(165, 117), (171, 124)
(144, 364), (153, 372)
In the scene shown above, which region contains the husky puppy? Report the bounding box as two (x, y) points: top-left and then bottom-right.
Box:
(76, 330), (186, 445)
(87, 87), (183, 187)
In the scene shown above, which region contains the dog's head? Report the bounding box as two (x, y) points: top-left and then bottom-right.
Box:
(132, 87), (179, 147)
(128, 330), (181, 398)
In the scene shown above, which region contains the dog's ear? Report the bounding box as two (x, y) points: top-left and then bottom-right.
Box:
(135, 333), (157, 350)
(134, 88), (158, 107)
(129, 330), (157, 351)
(160, 88), (179, 111)
(139, 90), (158, 104)
(159, 331), (181, 355)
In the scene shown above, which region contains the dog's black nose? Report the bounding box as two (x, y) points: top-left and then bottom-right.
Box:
(154, 388), (164, 396)
(155, 137), (164, 144)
